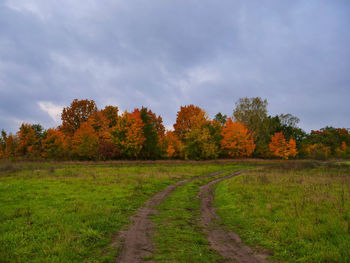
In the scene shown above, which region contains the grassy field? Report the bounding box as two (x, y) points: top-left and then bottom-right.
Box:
(214, 162), (350, 262)
(2, 160), (350, 262)
(151, 165), (252, 262)
(0, 161), (241, 263)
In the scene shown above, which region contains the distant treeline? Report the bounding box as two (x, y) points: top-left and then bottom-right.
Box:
(0, 97), (349, 160)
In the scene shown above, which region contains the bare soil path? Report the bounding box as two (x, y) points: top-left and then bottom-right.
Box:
(198, 170), (271, 263)
(114, 171), (225, 263)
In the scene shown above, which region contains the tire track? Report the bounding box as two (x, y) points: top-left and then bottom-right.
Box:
(114, 170), (225, 263)
(198, 170), (271, 263)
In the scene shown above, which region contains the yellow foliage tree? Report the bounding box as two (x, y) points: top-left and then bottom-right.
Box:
(183, 114), (218, 160)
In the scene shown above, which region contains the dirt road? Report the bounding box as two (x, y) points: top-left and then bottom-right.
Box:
(198, 170), (270, 262)
(114, 171), (225, 263)
(114, 169), (270, 263)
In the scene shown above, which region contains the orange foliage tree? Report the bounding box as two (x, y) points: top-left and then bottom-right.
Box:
(110, 111), (145, 158)
(72, 122), (99, 160)
(16, 123), (41, 158)
(60, 99), (97, 135)
(41, 129), (67, 159)
(87, 111), (110, 140)
(162, 130), (184, 158)
(174, 105), (207, 142)
(221, 118), (255, 158)
(304, 143), (331, 160)
(87, 110), (120, 159)
(269, 132), (297, 159)
(335, 141), (350, 159)
(1, 133), (17, 159)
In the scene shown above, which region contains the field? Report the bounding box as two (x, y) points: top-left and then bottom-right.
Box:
(0, 161), (246, 262)
(0, 161), (350, 262)
(215, 162), (350, 262)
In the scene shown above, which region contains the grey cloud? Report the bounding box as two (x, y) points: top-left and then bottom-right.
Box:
(0, 0), (349, 133)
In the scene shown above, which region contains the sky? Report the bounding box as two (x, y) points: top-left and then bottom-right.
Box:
(0, 0), (349, 133)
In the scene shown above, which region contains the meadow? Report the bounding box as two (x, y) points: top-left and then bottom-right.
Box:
(1, 161), (350, 262)
(0, 161), (243, 262)
(214, 162), (350, 262)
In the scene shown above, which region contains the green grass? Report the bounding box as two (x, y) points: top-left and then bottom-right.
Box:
(214, 163), (350, 262)
(151, 164), (252, 262)
(0, 161), (242, 263)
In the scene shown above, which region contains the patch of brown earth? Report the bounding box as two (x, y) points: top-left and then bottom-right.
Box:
(114, 171), (225, 263)
(198, 170), (271, 263)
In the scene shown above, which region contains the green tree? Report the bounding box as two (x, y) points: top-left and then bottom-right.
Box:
(233, 97), (268, 138)
(0, 130), (6, 150)
(214, 112), (227, 126)
(139, 107), (162, 159)
(302, 127), (350, 157)
(233, 97), (269, 157)
(101, 105), (119, 128)
(184, 125), (218, 160)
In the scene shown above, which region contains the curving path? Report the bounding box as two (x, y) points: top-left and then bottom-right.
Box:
(114, 171), (225, 263)
(198, 170), (270, 263)
(113, 169), (270, 263)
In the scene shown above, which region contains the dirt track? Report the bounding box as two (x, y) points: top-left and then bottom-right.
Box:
(114, 171), (225, 263)
(114, 169), (270, 262)
(198, 170), (270, 262)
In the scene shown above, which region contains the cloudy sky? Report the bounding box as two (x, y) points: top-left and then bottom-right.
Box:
(0, 0), (349, 132)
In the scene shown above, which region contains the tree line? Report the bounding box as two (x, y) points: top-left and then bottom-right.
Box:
(0, 97), (349, 160)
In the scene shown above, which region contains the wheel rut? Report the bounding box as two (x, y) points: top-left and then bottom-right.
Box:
(198, 170), (271, 263)
(114, 170), (225, 263)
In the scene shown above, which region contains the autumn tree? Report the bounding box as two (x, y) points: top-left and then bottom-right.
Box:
(87, 111), (110, 139)
(174, 105), (207, 142)
(60, 99), (98, 135)
(86, 110), (122, 159)
(162, 130), (184, 158)
(304, 143), (331, 160)
(183, 114), (219, 160)
(131, 107), (165, 159)
(101, 105), (119, 128)
(16, 123), (42, 158)
(269, 132), (297, 159)
(221, 118), (255, 158)
(2, 133), (18, 159)
(41, 129), (67, 159)
(72, 122), (99, 160)
(302, 127), (350, 158)
(110, 111), (145, 158)
(335, 141), (350, 159)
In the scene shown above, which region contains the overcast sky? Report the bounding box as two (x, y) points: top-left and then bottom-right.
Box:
(0, 0), (349, 133)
